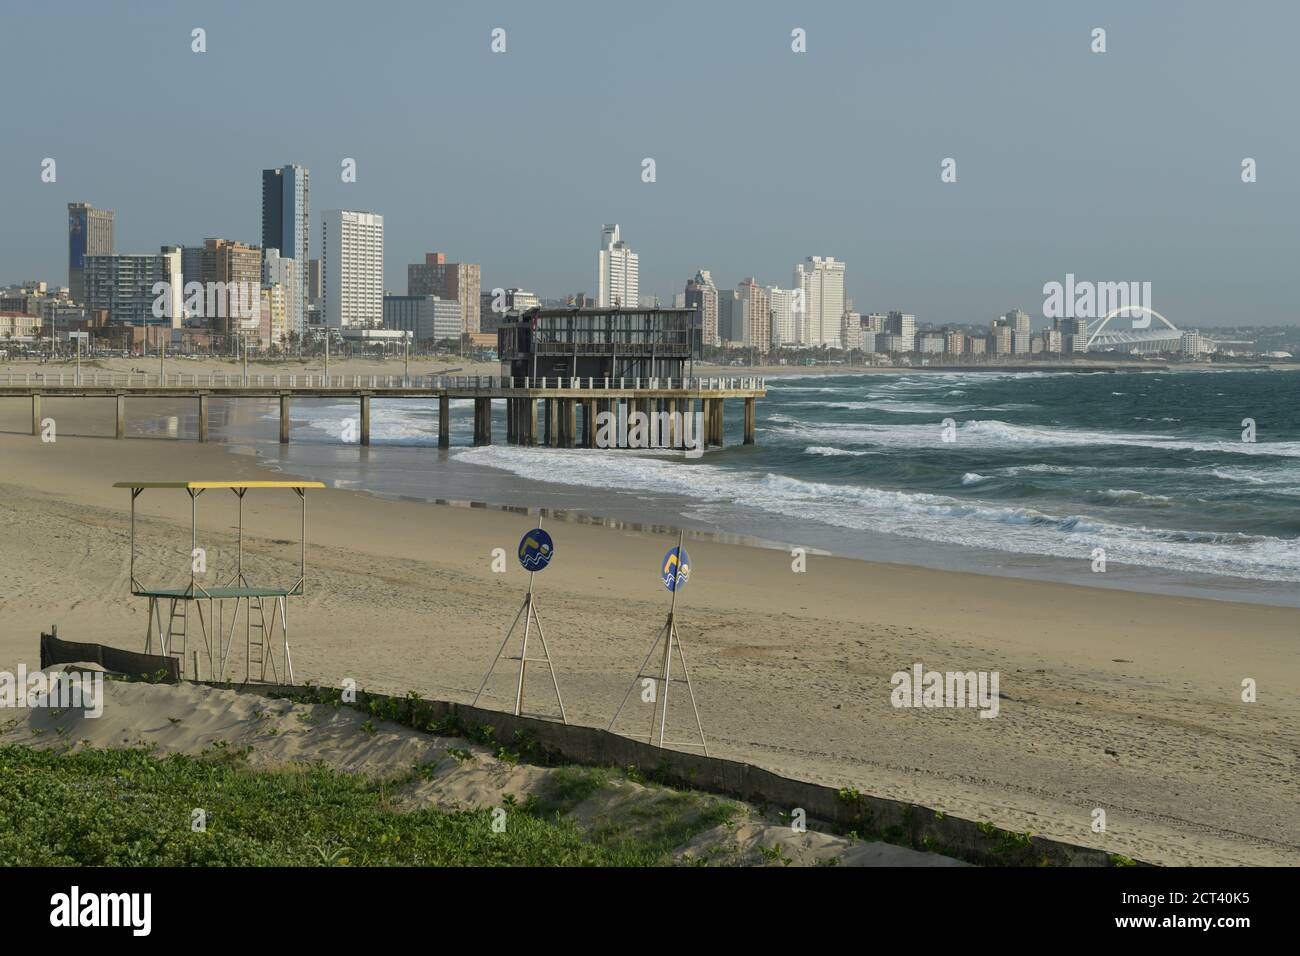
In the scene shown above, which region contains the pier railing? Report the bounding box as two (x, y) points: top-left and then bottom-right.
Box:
(0, 371), (766, 392)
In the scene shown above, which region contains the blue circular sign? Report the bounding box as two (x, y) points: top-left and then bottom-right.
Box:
(662, 546), (690, 592)
(518, 529), (554, 572)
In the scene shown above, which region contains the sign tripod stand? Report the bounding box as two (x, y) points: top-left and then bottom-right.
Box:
(608, 528), (708, 755)
(472, 519), (567, 723)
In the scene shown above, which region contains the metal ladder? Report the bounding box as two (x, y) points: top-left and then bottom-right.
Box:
(246, 598), (274, 683)
(164, 599), (188, 671)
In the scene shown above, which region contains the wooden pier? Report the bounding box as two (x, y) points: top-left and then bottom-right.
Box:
(0, 372), (767, 449)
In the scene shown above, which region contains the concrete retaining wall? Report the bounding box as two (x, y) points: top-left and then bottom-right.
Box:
(224, 680), (1139, 867)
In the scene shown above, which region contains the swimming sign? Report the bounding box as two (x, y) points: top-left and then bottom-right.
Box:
(518, 529), (554, 572)
(662, 546), (690, 592)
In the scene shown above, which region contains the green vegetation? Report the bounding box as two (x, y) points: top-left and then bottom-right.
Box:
(0, 740), (751, 867)
(0, 745), (707, 866)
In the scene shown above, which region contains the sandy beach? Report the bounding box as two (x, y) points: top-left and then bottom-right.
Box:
(1, 394), (1297, 866)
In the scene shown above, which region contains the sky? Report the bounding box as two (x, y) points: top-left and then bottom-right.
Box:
(1, 0), (1297, 327)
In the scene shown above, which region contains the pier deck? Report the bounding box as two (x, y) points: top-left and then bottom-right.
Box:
(0, 372), (767, 448)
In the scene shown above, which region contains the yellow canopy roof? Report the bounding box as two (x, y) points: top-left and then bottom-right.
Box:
(113, 481), (326, 489)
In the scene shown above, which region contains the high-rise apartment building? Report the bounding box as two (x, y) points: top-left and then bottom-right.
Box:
(990, 319), (1013, 354)
(841, 311), (862, 351)
(794, 256), (845, 348)
(597, 224), (639, 308)
(1005, 308), (1032, 354)
(383, 294), (462, 343)
(67, 203), (115, 305)
(684, 270), (719, 347)
(1055, 316), (1088, 352)
(736, 278), (770, 352)
(767, 286), (799, 347)
(407, 252), (481, 334)
(261, 165), (310, 336)
(885, 311), (916, 352)
(322, 210), (384, 330)
(83, 246), (182, 328)
(262, 248), (302, 342)
(200, 238), (263, 335)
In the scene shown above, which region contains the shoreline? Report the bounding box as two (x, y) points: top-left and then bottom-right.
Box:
(4, 374), (1297, 609)
(1, 424), (1299, 865)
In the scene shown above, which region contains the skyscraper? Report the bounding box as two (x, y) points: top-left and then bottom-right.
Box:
(1005, 308), (1032, 354)
(67, 202), (115, 305)
(322, 210), (384, 330)
(736, 277), (770, 352)
(885, 311), (916, 352)
(261, 165), (310, 335)
(716, 288), (741, 344)
(794, 256), (845, 348)
(684, 270), (718, 348)
(407, 252), (481, 334)
(767, 287), (799, 347)
(597, 224), (639, 307)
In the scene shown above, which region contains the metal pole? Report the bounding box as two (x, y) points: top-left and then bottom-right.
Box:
(129, 488), (138, 589)
(299, 488), (307, 590)
(189, 489), (197, 597)
(514, 513), (541, 716)
(236, 489), (244, 584)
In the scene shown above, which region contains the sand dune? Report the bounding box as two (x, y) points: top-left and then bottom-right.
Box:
(2, 673), (959, 866)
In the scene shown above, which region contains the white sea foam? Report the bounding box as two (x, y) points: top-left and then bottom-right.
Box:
(769, 417), (1300, 458)
(804, 446), (873, 458)
(451, 445), (1300, 582)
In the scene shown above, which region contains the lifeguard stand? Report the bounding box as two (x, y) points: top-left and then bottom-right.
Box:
(115, 481), (324, 683)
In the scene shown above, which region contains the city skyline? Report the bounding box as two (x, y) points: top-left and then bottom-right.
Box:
(3, 1), (1297, 327)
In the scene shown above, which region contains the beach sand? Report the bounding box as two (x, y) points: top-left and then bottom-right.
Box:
(1, 400), (1297, 866)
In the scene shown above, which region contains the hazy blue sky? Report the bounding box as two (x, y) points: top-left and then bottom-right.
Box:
(2, 0), (1296, 326)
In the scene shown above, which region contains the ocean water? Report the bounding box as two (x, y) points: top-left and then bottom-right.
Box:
(207, 367), (1300, 606)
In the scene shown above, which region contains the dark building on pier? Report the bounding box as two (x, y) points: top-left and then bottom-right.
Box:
(497, 307), (698, 382)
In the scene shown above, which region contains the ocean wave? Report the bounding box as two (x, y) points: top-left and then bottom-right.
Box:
(804, 446), (873, 458)
(769, 418), (1300, 458)
(451, 445), (1300, 583)
(1089, 488), (1174, 506)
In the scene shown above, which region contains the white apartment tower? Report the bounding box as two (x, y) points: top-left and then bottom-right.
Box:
(321, 210), (384, 329)
(597, 223), (639, 308)
(767, 287), (799, 347)
(794, 256), (846, 348)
